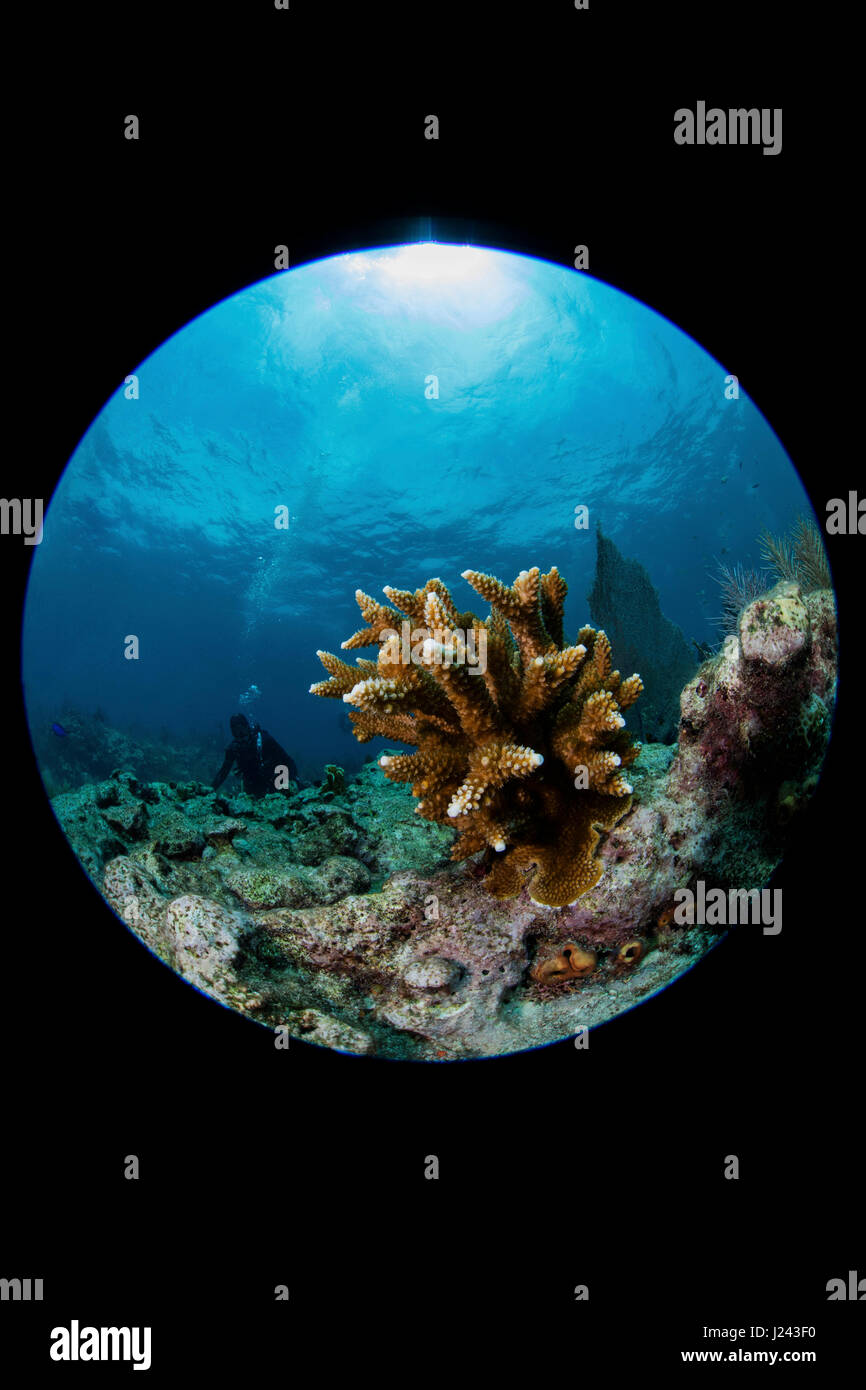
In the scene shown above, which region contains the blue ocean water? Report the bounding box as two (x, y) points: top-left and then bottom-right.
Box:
(21, 244), (817, 783)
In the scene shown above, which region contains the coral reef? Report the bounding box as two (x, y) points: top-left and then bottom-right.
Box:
(52, 761), (452, 898)
(587, 527), (696, 742)
(45, 573), (836, 1061)
(311, 566), (643, 907)
(30, 706), (229, 796)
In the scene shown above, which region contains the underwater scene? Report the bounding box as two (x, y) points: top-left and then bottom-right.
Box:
(22, 244), (837, 1060)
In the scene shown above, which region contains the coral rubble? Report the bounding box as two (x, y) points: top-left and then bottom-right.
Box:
(311, 567), (643, 907)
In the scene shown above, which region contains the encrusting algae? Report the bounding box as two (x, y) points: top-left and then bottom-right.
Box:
(311, 566), (643, 907)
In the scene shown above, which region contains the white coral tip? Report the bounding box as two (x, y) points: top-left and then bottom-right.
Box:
(447, 804), (460, 818)
(379, 755), (391, 766)
(493, 838), (506, 852)
(532, 752), (544, 766)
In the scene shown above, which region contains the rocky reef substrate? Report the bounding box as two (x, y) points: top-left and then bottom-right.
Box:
(48, 580), (835, 1060)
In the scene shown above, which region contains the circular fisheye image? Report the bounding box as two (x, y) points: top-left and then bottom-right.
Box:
(22, 244), (836, 1059)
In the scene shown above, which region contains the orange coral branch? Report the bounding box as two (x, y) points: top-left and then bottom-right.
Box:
(311, 566), (642, 906)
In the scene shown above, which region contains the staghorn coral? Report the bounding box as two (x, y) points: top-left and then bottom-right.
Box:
(310, 566), (643, 907)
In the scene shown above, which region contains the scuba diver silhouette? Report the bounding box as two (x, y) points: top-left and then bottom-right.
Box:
(212, 713), (298, 798)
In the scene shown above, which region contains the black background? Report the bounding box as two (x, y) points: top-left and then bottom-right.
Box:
(2, 2), (860, 1374)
